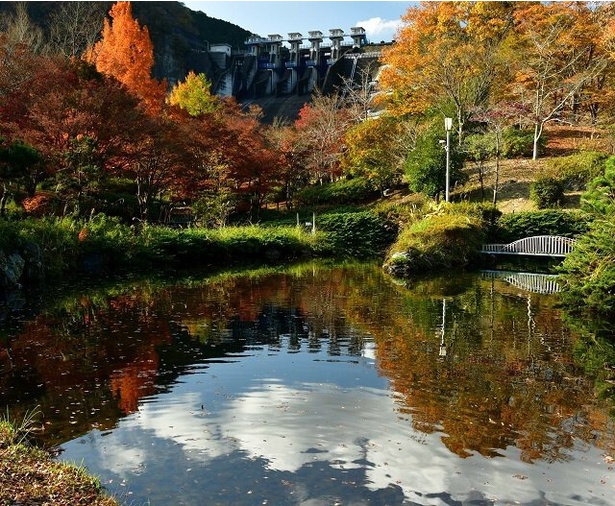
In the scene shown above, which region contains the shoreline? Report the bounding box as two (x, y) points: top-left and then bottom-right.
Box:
(0, 418), (119, 506)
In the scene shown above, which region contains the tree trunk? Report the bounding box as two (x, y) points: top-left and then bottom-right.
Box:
(0, 183), (8, 217)
(532, 122), (542, 161)
(477, 163), (485, 202)
(492, 157), (500, 207)
(493, 131), (502, 207)
(136, 177), (149, 222)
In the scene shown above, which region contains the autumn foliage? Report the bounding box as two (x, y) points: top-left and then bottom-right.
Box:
(2, 1), (615, 224)
(0, 1), (292, 223)
(379, 1), (615, 160)
(85, 1), (166, 114)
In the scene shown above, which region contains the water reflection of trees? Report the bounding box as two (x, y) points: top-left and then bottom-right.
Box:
(346, 273), (608, 463)
(0, 262), (612, 461)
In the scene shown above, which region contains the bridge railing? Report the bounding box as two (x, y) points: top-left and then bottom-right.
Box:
(481, 235), (576, 258)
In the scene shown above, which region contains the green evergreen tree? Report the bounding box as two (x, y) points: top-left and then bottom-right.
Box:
(404, 127), (465, 200)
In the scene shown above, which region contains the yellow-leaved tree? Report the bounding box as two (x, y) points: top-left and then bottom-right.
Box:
(167, 71), (220, 117)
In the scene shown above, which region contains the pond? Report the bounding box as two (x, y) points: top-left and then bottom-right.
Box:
(1, 261), (614, 505)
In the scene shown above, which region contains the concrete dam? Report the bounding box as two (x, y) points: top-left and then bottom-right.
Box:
(188, 27), (388, 122)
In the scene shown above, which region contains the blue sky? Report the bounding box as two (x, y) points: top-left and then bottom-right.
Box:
(183, 1), (412, 43)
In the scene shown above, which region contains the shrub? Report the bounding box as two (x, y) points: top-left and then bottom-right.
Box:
(317, 210), (397, 258)
(501, 128), (538, 158)
(464, 128), (540, 160)
(464, 132), (495, 162)
(530, 176), (565, 209)
(372, 194), (431, 228)
(581, 155), (615, 216)
(490, 210), (591, 243)
(559, 214), (615, 320)
(296, 177), (377, 207)
(89, 191), (140, 221)
(546, 151), (608, 191)
(404, 127), (466, 199)
(438, 201), (501, 225)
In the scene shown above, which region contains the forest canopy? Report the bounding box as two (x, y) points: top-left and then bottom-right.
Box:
(1, 1), (615, 224)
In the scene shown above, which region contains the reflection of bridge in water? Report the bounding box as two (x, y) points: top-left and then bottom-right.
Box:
(481, 270), (561, 295)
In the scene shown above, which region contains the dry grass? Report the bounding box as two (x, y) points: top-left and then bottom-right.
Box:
(0, 420), (119, 506)
(453, 125), (609, 214)
(543, 125), (611, 156)
(455, 157), (540, 213)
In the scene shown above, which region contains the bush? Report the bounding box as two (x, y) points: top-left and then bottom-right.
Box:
(296, 177), (377, 207)
(490, 209), (591, 243)
(501, 128), (539, 158)
(464, 133), (495, 162)
(404, 127), (466, 199)
(372, 193), (431, 228)
(530, 176), (565, 209)
(559, 214), (615, 320)
(546, 151), (608, 191)
(438, 201), (502, 225)
(464, 128), (540, 160)
(581, 155), (615, 216)
(317, 210), (397, 258)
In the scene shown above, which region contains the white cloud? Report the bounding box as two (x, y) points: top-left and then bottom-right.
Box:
(59, 353), (615, 505)
(355, 17), (402, 41)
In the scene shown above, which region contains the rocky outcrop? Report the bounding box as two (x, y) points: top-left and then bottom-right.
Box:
(0, 250), (25, 290)
(0, 242), (43, 304)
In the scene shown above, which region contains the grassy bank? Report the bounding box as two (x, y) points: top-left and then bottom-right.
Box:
(0, 209), (399, 284)
(0, 415), (118, 506)
(381, 202), (591, 277)
(0, 204), (594, 286)
(0, 215), (329, 279)
(382, 204), (487, 276)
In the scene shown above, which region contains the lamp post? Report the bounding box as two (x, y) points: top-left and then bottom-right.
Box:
(444, 117), (453, 203)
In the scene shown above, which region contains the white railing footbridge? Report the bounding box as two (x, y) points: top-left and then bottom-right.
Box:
(481, 235), (576, 258)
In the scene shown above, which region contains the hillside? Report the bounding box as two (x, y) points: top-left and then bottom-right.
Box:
(131, 1), (252, 83)
(0, 1), (253, 83)
(455, 125), (609, 213)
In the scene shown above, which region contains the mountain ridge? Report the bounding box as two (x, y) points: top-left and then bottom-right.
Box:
(0, 1), (253, 83)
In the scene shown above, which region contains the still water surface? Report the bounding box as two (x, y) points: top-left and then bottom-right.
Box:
(1, 262), (614, 505)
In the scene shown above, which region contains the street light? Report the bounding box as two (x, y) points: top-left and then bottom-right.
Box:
(444, 117), (453, 203)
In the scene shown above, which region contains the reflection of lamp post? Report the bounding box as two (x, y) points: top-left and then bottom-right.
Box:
(439, 298), (447, 357)
(444, 117), (453, 202)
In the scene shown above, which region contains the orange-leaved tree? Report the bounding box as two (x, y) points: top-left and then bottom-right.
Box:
(221, 102), (283, 218)
(294, 90), (354, 184)
(378, 1), (517, 141)
(593, 2), (615, 125)
(506, 1), (607, 159)
(85, 1), (166, 114)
